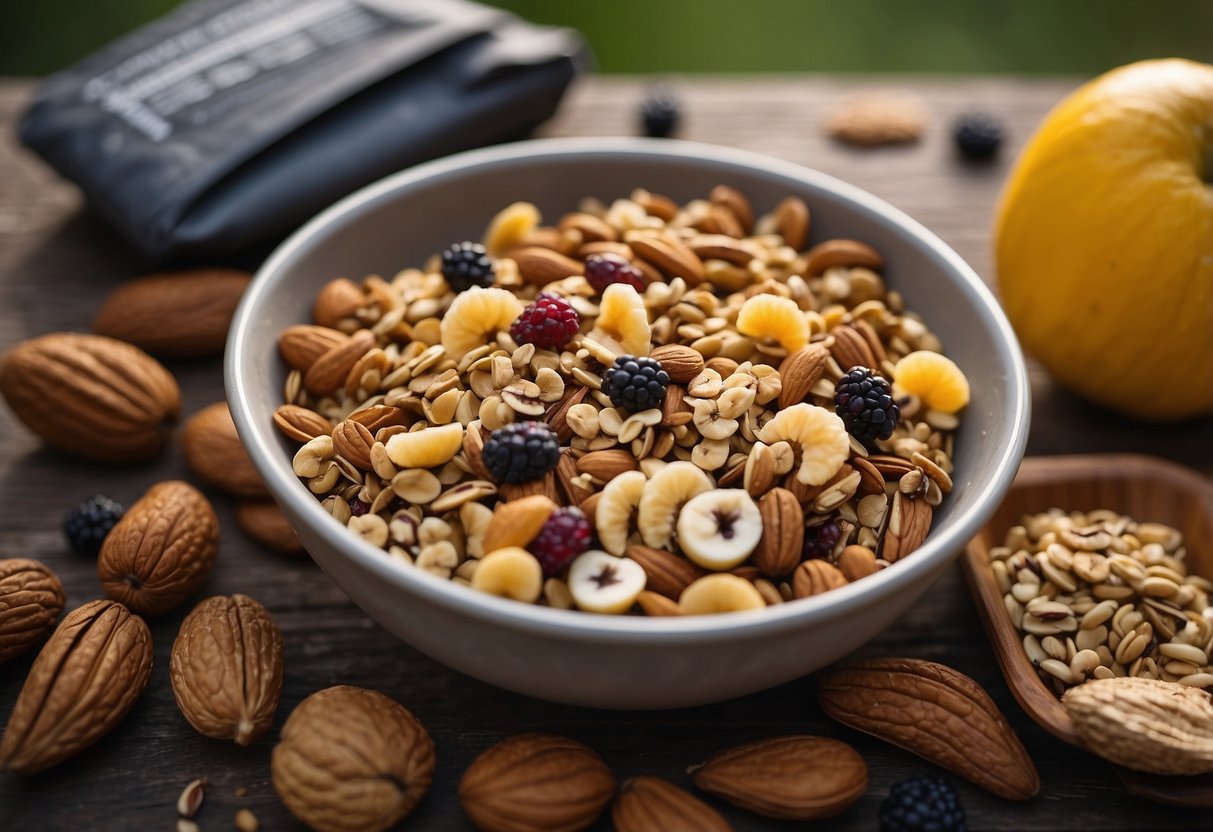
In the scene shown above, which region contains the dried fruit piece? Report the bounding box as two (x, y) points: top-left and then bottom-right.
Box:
(613, 776), (731, 832)
(472, 548), (543, 603)
(98, 481), (220, 617)
(894, 351), (970, 414)
(440, 287), (525, 356)
(182, 402), (268, 498)
(690, 736), (867, 820)
(0, 558), (66, 664)
(677, 489), (762, 570)
(384, 422), (464, 469)
(587, 283), (651, 356)
(757, 403), (850, 486)
(484, 202), (541, 256)
(595, 470), (647, 556)
(170, 594), (284, 746)
(817, 658), (1039, 800)
(636, 461), (713, 550)
(735, 294), (808, 352)
(460, 734), (616, 832)
(272, 685), (435, 832)
(679, 574), (765, 615)
(0, 600), (152, 774)
(568, 551), (646, 614)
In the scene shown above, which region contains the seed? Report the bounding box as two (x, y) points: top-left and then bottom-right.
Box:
(1139, 576), (1179, 598)
(177, 779), (205, 818)
(235, 809), (259, 832)
(1039, 658), (1076, 684)
(1178, 672), (1213, 688)
(1158, 642), (1209, 666)
(1080, 599), (1117, 630)
(1075, 625), (1107, 652)
(1069, 649), (1101, 678)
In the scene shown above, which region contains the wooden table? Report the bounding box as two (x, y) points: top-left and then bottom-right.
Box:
(2, 76), (1211, 831)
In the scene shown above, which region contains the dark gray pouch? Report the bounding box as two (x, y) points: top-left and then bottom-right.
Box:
(19, 0), (588, 263)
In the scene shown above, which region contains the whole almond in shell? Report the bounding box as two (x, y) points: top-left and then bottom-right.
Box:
(0, 558), (66, 663)
(612, 776), (731, 832)
(690, 735), (866, 820)
(304, 329), (375, 396)
(576, 449), (638, 483)
(754, 488), (803, 578)
(649, 345), (705, 384)
(512, 247), (585, 285)
(279, 325), (349, 371)
(313, 277), (366, 328)
(882, 494), (933, 562)
(273, 404), (334, 443)
(0, 332), (180, 463)
(92, 269), (250, 359)
(182, 402), (267, 498)
(778, 344), (829, 409)
(817, 657), (1039, 800)
(170, 594), (284, 746)
(273, 685), (435, 832)
(1062, 677), (1213, 775)
(331, 418), (376, 470)
(459, 733), (616, 832)
(98, 480), (219, 617)
(0, 599), (151, 774)
(236, 502), (305, 555)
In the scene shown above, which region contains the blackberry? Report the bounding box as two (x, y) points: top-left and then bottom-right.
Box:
(531, 506), (591, 576)
(952, 112), (1003, 161)
(639, 84), (682, 138)
(835, 366), (899, 447)
(584, 253), (645, 294)
(63, 495), (124, 557)
(602, 355), (669, 413)
(440, 241), (495, 292)
(510, 292), (580, 350)
(879, 777), (966, 832)
(482, 421), (561, 484)
(803, 520), (841, 560)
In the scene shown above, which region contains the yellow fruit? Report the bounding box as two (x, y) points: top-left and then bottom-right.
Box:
(385, 422), (464, 469)
(472, 547), (543, 603)
(679, 574), (765, 615)
(483, 202), (540, 257)
(736, 294), (808, 352)
(440, 288), (524, 356)
(757, 403), (849, 486)
(995, 58), (1213, 420)
(587, 283), (651, 356)
(894, 351), (970, 414)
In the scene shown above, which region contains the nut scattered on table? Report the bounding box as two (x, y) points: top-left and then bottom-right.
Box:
(181, 401), (269, 499)
(826, 92), (928, 146)
(0, 558), (65, 664)
(235, 501), (306, 555)
(0, 599), (152, 774)
(612, 775), (732, 832)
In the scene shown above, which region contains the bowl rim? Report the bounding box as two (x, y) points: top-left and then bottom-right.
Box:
(226, 136), (1031, 643)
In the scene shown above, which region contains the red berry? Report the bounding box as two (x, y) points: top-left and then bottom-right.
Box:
(509, 292), (580, 350)
(531, 506), (591, 576)
(584, 253), (645, 294)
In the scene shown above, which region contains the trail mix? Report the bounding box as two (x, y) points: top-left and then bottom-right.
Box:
(992, 509), (1213, 693)
(274, 185), (970, 614)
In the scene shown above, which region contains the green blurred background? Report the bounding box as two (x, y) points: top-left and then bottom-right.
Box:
(4, 0), (1213, 75)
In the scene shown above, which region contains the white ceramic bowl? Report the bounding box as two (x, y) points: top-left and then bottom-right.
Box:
(226, 138), (1029, 708)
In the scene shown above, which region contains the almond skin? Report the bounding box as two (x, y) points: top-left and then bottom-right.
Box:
(170, 594), (284, 746)
(98, 480), (219, 617)
(278, 325), (349, 371)
(459, 733), (616, 832)
(236, 502), (305, 555)
(754, 488), (803, 578)
(481, 496), (557, 554)
(0, 599), (152, 774)
(273, 686), (435, 832)
(93, 269), (250, 358)
(273, 404), (333, 443)
(0, 332), (180, 463)
(182, 402), (268, 498)
(613, 776), (731, 832)
(649, 345), (705, 384)
(0, 559), (66, 664)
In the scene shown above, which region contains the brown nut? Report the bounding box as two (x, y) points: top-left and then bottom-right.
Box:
(804, 239), (885, 275)
(649, 344), (706, 385)
(754, 488), (803, 578)
(0, 559), (66, 664)
(278, 325), (350, 371)
(792, 559), (847, 598)
(0, 332), (180, 463)
(236, 502), (305, 555)
(331, 418), (376, 471)
(481, 495), (557, 554)
(883, 493), (933, 562)
(459, 733), (616, 832)
(182, 402), (268, 498)
(98, 481), (220, 617)
(837, 545), (879, 581)
(778, 344), (830, 409)
(304, 329), (375, 397)
(170, 594), (284, 746)
(625, 545), (706, 600)
(273, 685), (435, 832)
(690, 735), (867, 821)
(577, 449), (639, 483)
(0, 600), (152, 774)
(273, 404), (334, 443)
(313, 277), (366, 328)
(512, 247), (585, 285)
(613, 775), (731, 832)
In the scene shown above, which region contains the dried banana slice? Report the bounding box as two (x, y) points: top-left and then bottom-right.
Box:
(757, 403), (849, 486)
(637, 461), (713, 549)
(568, 550), (646, 613)
(736, 294), (809, 352)
(440, 287), (524, 356)
(471, 547), (543, 602)
(894, 351), (970, 414)
(587, 283), (651, 356)
(676, 489), (762, 570)
(385, 422), (464, 469)
(595, 469), (647, 555)
(483, 201), (540, 257)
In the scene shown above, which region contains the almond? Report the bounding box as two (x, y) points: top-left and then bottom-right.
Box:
(792, 559), (848, 598)
(0, 599), (152, 774)
(804, 239), (884, 275)
(630, 235), (705, 285)
(545, 385), (588, 444)
(273, 404), (333, 443)
(633, 189), (679, 221)
(838, 545), (879, 581)
(635, 591), (682, 617)
(278, 325), (349, 371)
(625, 545), (705, 600)
(459, 734), (616, 832)
(700, 204), (745, 238)
(462, 424), (495, 481)
(170, 594), (284, 746)
(882, 493), (933, 562)
(236, 502), (305, 555)
(774, 196), (811, 250)
(0, 332), (180, 463)
(754, 488), (803, 578)
(690, 735), (867, 820)
(0, 559), (65, 664)
(556, 450), (593, 505)
(98, 480), (219, 617)
(687, 234), (755, 266)
(660, 384), (694, 428)
(828, 324), (877, 372)
(817, 658), (1040, 800)
(182, 402), (268, 498)
(558, 212), (619, 243)
(482, 495), (557, 553)
(512, 247), (585, 285)
(304, 329), (375, 396)
(851, 456), (886, 496)
(313, 277), (366, 328)
(331, 418), (376, 470)
(348, 404), (410, 433)
(778, 344), (830, 409)
(710, 185), (755, 233)
(93, 269), (250, 358)
(649, 344), (705, 384)
(613, 776), (730, 832)
(577, 449), (638, 483)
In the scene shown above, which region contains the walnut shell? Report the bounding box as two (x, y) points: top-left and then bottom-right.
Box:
(181, 402), (268, 498)
(98, 480), (219, 616)
(272, 686), (435, 832)
(170, 594), (284, 746)
(0, 599), (152, 774)
(0, 332), (180, 462)
(459, 733), (616, 832)
(0, 558), (65, 663)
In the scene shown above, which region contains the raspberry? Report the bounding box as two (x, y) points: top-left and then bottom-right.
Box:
(482, 421), (561, 484)
(952, 112), (1003, 161)
(879, 777), (967, 832)
(63, 495), (124, 557)
(509, 292), (580, 350)
(803, 520), (841, 560)
(639, 84), (682, 138)
(835, 366), (899, 447)
(602, 355), (669, 413)
(531, 506), (590, 576)
(349, 498), (370, 517)
(584, 253), (645, 295)
(440, 241), (494, 292)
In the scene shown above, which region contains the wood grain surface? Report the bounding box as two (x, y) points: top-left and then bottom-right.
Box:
(2, 76), (1212, 831)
